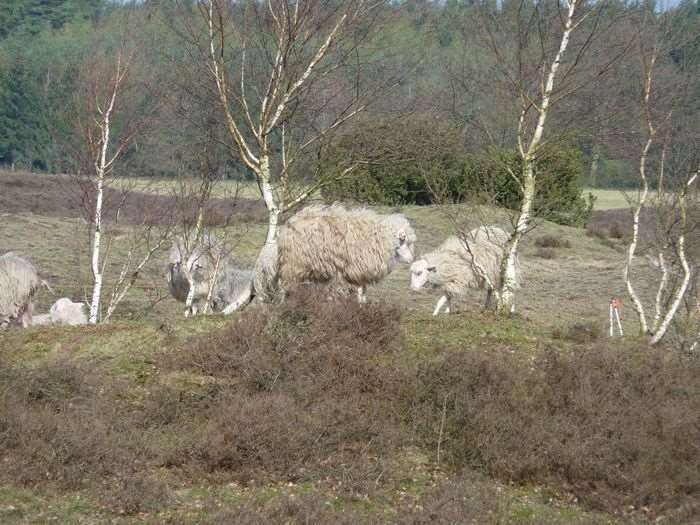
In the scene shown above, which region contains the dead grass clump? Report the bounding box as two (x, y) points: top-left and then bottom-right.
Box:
(586, 224), (609, 240)
(164, 292), (409, 484)
(535, 247), (557, 259)
(100, 474), (173, 516)
(534, 235), (571, 249)
(552, 321), (601, 343)
(608, 222), (625, 239)
(205, 493), (362, 525)
(415, 343), (700, 521)
(0, 360), (142, 489)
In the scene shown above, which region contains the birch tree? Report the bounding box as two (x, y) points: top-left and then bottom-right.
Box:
(622, 7), (700, 344)
(179, 0), (383, 298)
(66, 32), (166, 323)
(442, 0), (626, 314)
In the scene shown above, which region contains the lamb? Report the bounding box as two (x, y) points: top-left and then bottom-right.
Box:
(409, 226), (521, 315)
(30, 298), (89, 327)
(0, 252), (48, 328)
(49, 298), (89, 326)
(167, 231), (254, 315)
(278, 203), (417, 302)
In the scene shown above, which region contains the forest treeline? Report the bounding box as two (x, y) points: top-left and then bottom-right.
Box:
(1, 0), (699, 189)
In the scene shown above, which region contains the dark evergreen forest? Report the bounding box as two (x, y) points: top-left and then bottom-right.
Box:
(1, 0), (698, 189)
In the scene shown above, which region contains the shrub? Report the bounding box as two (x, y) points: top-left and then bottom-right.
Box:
(552, 321), (601, 343)
(608, 222), (625, 239)
(0, 297), (410, 511)
(322, 118), (594, 227)
(534, 235), (571, 249)
(167, 292), (409, 482)
(414, 343), (700, 521)
(586, 224), (609, 239)
(535, 247), (557, 259)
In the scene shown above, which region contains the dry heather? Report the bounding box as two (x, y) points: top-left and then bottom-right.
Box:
(1, 298), (699, 522)
(415, 342), (700, 522)
(0, 294), (411, 514)
(0, 171), (265, 225)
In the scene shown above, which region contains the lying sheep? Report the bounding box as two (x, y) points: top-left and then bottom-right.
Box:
(409, 226), (521, 315)
(278, 203), (417, 302)
(31, 298), (89, 327)
(167, 231), (254, 315)
(0, 252), (49, 328)
(50, 298), (89, 326)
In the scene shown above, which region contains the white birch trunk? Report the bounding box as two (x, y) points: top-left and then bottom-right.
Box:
(89, 124), (110, 324)
(650, 171), (698, 345)
(623, 137), (652, 335)
(259, 154), (281, 245)
(497, 0), (578, 314)
(499, 167), (535, 313)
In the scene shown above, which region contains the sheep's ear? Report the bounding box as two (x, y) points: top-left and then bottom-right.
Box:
(427, 266), (437, 272)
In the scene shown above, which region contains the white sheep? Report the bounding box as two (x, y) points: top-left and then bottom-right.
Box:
(30, 298), (89, 327)
(409, 226), (521, 315)
(0, 252), (49, 328)
(49, 298), (89, 326)
(167, 231), (253, 315)
(250, 241), (279, 304)
(278, 203), (417, 302)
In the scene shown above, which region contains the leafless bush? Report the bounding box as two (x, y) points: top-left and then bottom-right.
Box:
(535, 247), (558, 259)
(534, 235), (571, 249)
(167, 291), (407, 483)
(101, 473), (173, 516)
(552, 321), (602, 343)
(415, 342), (700, 521)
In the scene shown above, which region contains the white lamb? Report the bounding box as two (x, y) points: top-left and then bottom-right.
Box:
(409, 226), (521, 315)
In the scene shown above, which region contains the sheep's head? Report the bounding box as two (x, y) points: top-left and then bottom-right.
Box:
(184, 248), (212, 281)
(410, 259), (436, 290)
(381, 214), (417, 264)
(394, 221), (417, 264)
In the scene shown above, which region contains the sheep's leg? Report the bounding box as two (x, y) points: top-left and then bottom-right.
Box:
(357, 286), (367, 304)
(444, 299), (451, 314)
(433, 295), (448, 316)
(20, 303), (33, 328)
(484, 287), (493, 310)
(222, 285), (254, 315)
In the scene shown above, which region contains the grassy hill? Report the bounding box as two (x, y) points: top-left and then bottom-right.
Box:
(0, 171), (697, 524)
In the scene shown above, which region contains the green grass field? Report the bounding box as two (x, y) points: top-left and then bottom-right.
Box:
(1, 171), (696, 524)
(585, 187), (656, 210)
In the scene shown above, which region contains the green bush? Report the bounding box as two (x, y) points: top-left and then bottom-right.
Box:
(323, 134), (595, 227)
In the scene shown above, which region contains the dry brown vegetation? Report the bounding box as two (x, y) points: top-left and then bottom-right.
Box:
(415, 342), (700, 522)
(0, 171), (265, 225)
(1, 294), (698, 522)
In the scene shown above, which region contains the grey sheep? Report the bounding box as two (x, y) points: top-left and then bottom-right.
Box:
(0, 252), (49, 328)
(409, 226), (521, 315)
(278, 203), (417, 302)
(167, 231), (253, 315)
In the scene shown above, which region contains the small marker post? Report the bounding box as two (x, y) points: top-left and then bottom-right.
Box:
(609, 298), (623, 337)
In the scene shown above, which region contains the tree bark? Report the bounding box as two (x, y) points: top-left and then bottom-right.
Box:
(89, 172), (104, 324)
(497, 0), (578, 314)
